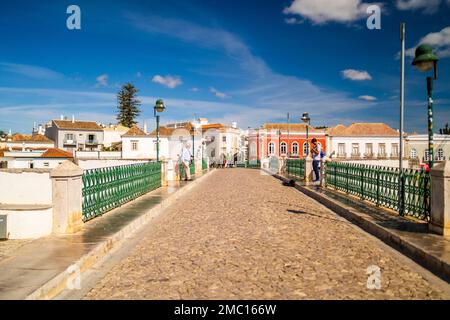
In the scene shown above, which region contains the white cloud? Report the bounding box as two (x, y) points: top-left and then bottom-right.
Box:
(283, 0), (377, 24)
(190, 87), (200, 92)
(95, 74), (108, 87)
(406, 26), (450, 58)
(209, 87), (228, 99)
(341, 69), (372, 81)
(0, 62), (64, 80)
(396, 0), (441, 14)
(358, 95), (377, 101)
(152, 75), (183, 89)
(284, 17), (304, 25)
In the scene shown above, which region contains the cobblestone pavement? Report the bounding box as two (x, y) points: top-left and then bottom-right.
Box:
(85, 169), (450, 300)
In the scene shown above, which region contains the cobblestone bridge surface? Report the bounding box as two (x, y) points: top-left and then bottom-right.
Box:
(85, 169), (450, 299)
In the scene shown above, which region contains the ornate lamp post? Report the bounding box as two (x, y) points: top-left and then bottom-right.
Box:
(301, 112), (311, 158)
(154, 99), (166, 162)
(412, 44), (439, 169)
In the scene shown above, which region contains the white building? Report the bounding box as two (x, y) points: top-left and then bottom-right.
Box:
(405, 134), (450, 164)
(102, 124), (129, 149)
(327, 123), (402, 160)
(0, 148), (74, 169)
(202, 122), (242, 164)
(0, 131), (55, 151)
(121, 125), (166, 160)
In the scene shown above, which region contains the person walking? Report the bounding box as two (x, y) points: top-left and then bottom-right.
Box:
(180, 143), (192, 181)
(311, 138), (321, 183)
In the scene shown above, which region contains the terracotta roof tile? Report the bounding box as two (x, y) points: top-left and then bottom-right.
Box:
(41, 148), (74, 158)
(54, 120), (102, 131)
(328, 123), (398, 136)
(262, 123), (322, 133)
(122, 125), (148, 137)
(11, 134), (54, 143)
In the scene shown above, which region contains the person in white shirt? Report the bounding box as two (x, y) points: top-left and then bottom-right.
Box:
(311, 138), (321, 182)
(180, 143), (192, 181)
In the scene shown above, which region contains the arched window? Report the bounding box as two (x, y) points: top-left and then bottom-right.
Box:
(292, 142), (299, 155)
(280, 142), (287, 155)
(410, 148), (417, 159)
(268, 142), (275, 156)
(303, 142), (310, 156)
(250, 142), (257, 156)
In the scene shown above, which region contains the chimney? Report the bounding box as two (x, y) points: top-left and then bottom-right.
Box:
(72, 115), (75, 123)
(231, 122), (237, 129)
(143, 122), (148, 134)
(60, 114), (64, 120)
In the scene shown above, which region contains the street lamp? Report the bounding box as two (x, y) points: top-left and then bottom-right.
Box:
(154, 99), (166, 162)
(301, 112), (311, 157)
(412, 44), (439, 169)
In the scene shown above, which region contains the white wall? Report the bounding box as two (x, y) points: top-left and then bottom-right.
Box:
(0, 207), (52, 239)
(329, 136), (402, 158)
(0, 170), (52, 204)
(122, 137), (153, 159)
(6, 158), (66, 169)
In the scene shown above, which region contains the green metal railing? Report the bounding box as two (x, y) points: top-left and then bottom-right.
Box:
(202, 159), (208, 170)
(286, 158), (305, 179)
(82, 162), (161, 221)
(325, 162), (431, 221)
(246, 160), (261, 169)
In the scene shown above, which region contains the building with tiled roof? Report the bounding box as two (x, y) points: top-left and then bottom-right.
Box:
(327, 123), (402, 160)
(248, 122), (327, 161)
(0, 147), (73, 169)
(45, 117), (104, 152)
(41, 148), (74, 158)
(0, 132), (55, 151)
(102, 124), (130, 149)
(122, 125), (148, 137)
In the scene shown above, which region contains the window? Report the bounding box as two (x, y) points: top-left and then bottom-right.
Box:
(410, 148), (417, 159)
(29, 162), (34, 169)
(379, 144), (386, 156)
(280, 142), (287, 155)
(268, 142), (275, 155)
(352, 143), (360, 156)
(250, 142), (257, 156)
(88, 134), (95, 142)
(211, 148), (216, 158)
(131, 140), (138, 151)
(65, 133), (74, 141)
(292, 142), (299, 155)
(338, 143), (346, 157)
(437, 148), (444, 161)
(43, 162), (49, 167)
(303, 142), (310, 156)
(391, 144), (399, 157)
(424, 149), (430, 161)
(222, 136), (227, 142)
(365, 143), (373, 155)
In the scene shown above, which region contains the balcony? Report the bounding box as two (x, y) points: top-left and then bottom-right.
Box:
(63, 138), (77, 146)
(377, 153), (387, 159)
(350, 153), (361, 159)
(85, 139), (99, 146)
(363, 153), (374, 159)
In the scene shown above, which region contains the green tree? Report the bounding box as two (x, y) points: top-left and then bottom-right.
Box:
(116, 83), (141, 127)
(439, 123), (449, 135)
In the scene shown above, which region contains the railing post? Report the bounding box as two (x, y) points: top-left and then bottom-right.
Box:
(50, 161), (84, 234)
(346, 165), (349, 194)
(321, 160), (326, 188)
(334, 163), (337, 190)
(429, 161), (450, 236)
(360, 166), (365, 200)
(305, 158), (312, 183)
(160, 160), (168, 187)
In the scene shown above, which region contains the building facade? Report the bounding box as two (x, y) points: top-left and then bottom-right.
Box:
(0, 148), (73, 169)
(405, 134), (450, 165)
(327, 123), (402, 160)
(45, 119), (104, 152)
(248, 123), (327, 161)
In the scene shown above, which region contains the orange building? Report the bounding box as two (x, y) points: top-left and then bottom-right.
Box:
(248, 123), (327, 161)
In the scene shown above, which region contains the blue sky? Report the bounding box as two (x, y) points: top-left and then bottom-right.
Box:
(0, 0), (449, 133)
